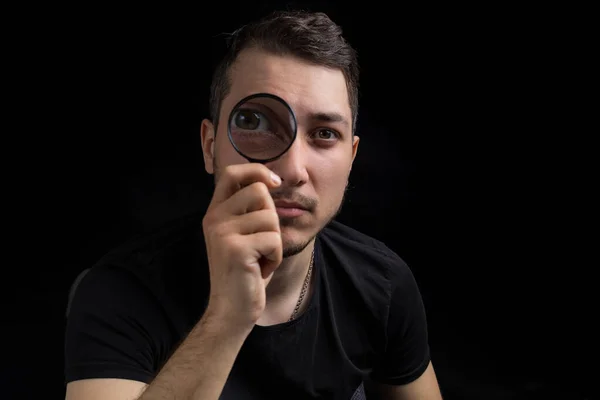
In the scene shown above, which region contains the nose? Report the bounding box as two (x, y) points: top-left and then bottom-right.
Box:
(267, 137), (309, 186)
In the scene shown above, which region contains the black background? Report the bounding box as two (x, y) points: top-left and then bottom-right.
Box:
(4, 1), (595, 399)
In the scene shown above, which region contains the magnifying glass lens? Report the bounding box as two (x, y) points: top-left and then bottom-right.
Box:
(228, 95), (296, 162)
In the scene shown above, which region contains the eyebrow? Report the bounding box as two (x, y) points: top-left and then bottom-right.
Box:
(307, 111), (349, 127)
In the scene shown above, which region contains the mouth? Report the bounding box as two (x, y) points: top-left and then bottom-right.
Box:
(274, 200), (308, 218)
(274, 200), (307, 210)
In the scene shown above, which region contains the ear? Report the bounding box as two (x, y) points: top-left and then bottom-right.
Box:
(200, 118), (216, 174)
(350, 134), (360, 166)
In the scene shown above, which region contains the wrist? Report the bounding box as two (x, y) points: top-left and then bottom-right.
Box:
(200, 304), (256, 341)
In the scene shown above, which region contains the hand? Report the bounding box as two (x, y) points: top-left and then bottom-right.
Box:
(202, 163), (283, 329)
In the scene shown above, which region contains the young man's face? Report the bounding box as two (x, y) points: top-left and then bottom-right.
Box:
(201, 47), (360, 257)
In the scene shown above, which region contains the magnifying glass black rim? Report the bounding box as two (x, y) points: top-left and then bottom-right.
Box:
(227, 92), (298, 164)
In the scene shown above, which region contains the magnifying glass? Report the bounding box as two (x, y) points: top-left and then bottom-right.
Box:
(227, 93), (298, 164)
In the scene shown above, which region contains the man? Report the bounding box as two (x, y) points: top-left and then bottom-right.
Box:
(64, 10), (443, 400)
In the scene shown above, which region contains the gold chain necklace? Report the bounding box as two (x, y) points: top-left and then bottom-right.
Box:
(288, 249), (314, 321)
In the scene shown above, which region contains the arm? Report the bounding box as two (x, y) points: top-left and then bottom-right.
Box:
(64, 265), (162, 400)
(64, 264), (247, 400)
(369, 362), (443, 399)
(369, 254), (443, 399)
(137, 309), (251, 400)
(66, 309), (251, 400)
(66, 379), (147, 400)
(65, 164), (282, 400)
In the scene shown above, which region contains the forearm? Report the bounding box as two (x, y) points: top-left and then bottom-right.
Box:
(139, 310), (252, 400)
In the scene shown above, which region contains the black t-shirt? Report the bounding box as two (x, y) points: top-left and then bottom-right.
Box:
(64, 213), (430, 399)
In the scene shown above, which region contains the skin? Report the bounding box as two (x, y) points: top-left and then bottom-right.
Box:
(65, 45), (443, 400)
(200, 46), (359, 315)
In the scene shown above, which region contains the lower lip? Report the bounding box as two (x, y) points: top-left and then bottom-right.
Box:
(276, 207), (306, 218)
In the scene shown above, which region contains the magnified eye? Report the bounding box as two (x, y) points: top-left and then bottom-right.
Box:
(228, 94), (297, 162)
(234, 110), (269, 130)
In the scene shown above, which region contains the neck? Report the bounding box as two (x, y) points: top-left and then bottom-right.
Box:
(265, 239), (315, 302)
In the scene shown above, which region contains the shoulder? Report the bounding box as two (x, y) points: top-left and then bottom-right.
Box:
(317, 220), (417, 315)
(85, 211), (208, 329)
(96, 211), (204, 268)
(318, 219), (411, 281)
(65, 212), (207, 383)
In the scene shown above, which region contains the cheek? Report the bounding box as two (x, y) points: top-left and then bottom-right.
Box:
(313, 159), (350, 205)
(215, 132), (249, 166)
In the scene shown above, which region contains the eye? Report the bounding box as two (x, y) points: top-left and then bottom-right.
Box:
(233, 110), (270, 131)
(313, 129), (339, 140)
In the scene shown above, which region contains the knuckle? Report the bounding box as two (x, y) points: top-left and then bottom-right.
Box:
(223, 164), (236, 175)
(258, 181), (271, 197)
(202, 213), (215, 230)
(249, 181), (269, 197)
(267, 210), (280, 229)
(203, 212), (229, 238)
(222, 164), (238, 180)
(227, 236), (245, 256)
(266, 231), (282, 247)
(212, 223), (230, 239)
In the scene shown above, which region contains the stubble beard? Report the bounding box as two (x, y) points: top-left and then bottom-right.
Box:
(212, 158), (350, 258)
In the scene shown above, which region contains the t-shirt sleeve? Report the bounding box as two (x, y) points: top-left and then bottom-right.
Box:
(64, 264), (169, 384)
(370, 257), (431, 385)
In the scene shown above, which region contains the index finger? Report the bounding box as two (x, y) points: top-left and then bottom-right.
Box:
(209, 163), (282, 207)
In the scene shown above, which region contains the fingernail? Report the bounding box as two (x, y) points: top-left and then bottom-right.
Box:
(271, 172), (281, 185)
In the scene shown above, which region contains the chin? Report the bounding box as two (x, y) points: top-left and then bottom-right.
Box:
(278, 209), (337, 258)
(280, 227), (313, 258)
(282, 242), (311, 258)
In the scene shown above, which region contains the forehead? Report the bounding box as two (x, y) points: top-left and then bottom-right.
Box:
(223, 48), (351, 127)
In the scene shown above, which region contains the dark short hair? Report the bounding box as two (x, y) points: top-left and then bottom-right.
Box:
(209, 10), (360, 133)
